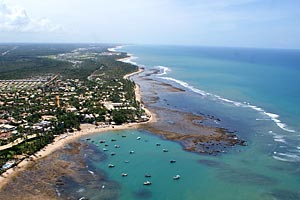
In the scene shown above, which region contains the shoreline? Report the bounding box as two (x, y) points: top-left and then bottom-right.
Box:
(0, 67), (154, 190)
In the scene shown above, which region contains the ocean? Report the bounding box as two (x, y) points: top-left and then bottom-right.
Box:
(82, 45), (300, 199)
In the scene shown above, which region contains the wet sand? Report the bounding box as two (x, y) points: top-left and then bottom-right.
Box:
(0, 141), (120, 200)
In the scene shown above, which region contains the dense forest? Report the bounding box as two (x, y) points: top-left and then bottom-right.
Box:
(0, 44), (136, 80)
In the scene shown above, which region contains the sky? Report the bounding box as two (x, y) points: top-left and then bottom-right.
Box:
(0, 0), (300, 49)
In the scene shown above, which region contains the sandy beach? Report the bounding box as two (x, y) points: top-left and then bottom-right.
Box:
(0, 67), (154, 190)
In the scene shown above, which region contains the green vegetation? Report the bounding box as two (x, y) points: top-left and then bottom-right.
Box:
(0, 44), (149, 173)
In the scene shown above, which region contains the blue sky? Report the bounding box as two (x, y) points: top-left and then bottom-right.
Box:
(0, 0), (300, 49)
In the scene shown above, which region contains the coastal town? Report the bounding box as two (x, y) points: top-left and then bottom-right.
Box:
(0, 45), (149, 174)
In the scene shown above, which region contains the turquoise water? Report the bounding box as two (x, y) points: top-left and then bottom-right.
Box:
(80, 45), (300, 199)
(84, 130), (299, 200)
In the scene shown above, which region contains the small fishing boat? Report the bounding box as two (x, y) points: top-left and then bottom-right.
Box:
(170, 160), (176, 163)
(163, 149), (169, 152)
(114, 145), (120, 148)
(122, 135), (126, 138)
(137, 137), (141, 140)
(121, 173), (128, 177)
(108, 164), (115, 168)
(143, 181), (152, 185)
(156, 143), (161, 146)
(145, 174), (151, 178)
(103, 148), (108, 151)
(105, 144), (109, 147)
(111, 139), (117, 142)
(173, 175), (181, 180)
(129, 151), (135, 154)
(111, 152), (116, 156)
(99, 140), (106, 143)
(124, 160), (130, 163)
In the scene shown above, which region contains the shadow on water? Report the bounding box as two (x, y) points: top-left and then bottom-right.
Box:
(198, 159), (277, 186)
(262, 189), (300, 200)
(218, 167), (277, 186)
(198, 159), (229, 168)
(133, 189), (152, 199)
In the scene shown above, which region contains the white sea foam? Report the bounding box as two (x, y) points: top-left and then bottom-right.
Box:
(160, 77), (209, 96)
(273, 153), (300, 162)
(273, 135), (287, 143)
(108, 45), (123, 52)
(158, 76), (296, 133)
(117, 54), (140, 66)
(156, 66), (171, 76)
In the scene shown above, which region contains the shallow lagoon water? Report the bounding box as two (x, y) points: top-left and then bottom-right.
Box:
(83, 129), (300, 200)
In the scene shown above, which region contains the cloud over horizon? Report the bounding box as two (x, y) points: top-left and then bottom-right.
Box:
(0, 0), (300, 49)
(0, 0), (62, 32)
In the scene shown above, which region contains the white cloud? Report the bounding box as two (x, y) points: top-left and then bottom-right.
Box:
(0, 0), (62, 32)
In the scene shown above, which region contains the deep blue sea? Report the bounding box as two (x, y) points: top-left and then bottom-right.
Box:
(82, 45), (300, 199)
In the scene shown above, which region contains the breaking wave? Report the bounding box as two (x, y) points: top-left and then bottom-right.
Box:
(158, 75), (296, 134)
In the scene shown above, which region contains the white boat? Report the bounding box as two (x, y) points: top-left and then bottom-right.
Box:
(111, 152), (116, 156)
(121, 173), (128, 177)
(170, 160), (176, 163)
(129, 151), (135, 154)
(143, 181), (152, 185)
(173, 175), (181, 180)
(137, 137), (141, 140)
(103, 148), (108, 151)
(114, 145), (120, 148)
(108, 164), (115, 168)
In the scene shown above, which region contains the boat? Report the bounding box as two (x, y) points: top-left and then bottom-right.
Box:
(145, 174), (151, 178)
(143, 181), (152, 185)
(114, 145), (120, 148)
(163, 149), (169, 152)
(121, 173), (128, 177)
(103, 148), (108, 151)
(129, 151), (135, 154)
(108, 164), (115, 168)
(124, 160), (130, 163)
(156, 143), (161, 146)
(122, 135), (126, 138)
(173, 175), (181, 180)
(99, 140), (106, 143)
(2, 160), (16, 170)
(170, 160), (176, 163)
(111, 152), (116, 156)
(105, 144), (109, 147)
(111, 139), (117, 142)
(137, 137), (141, 140)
